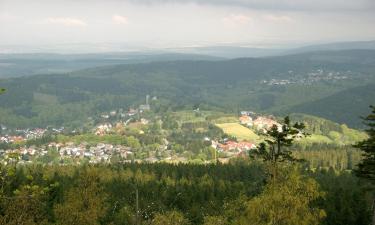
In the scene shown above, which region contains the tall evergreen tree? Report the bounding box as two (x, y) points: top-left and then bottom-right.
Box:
(252, 116), (305, 179)
(354, 106), (375, 225)
(354, 105), (375, 181)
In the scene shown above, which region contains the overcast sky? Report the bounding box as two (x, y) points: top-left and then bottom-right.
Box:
(0, 0), (374, 52)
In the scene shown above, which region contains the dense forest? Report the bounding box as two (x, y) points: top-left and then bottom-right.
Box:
(0, 162), (371, 225)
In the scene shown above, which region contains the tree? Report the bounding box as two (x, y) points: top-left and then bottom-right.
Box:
(245, 117), (326, 225)
(354, 105), (375, 225)
(237, 166), (325, 225)
(112, 206), (137, 225)
(354, 105), (375, 182)
(252, 116), (305, 180)
(203, 216), (228, 225)
(0, 175), (50, 225)
(54, 168), (108, 225)
(151, 210), (190, 225)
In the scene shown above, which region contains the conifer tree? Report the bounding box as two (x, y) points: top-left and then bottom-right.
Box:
(354, 106), (375, 225)
(252, 116), (305, 179)
(354, 105), (375, 182)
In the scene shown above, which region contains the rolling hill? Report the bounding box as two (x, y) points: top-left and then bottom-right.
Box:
(0, 49), (374, 128)
(0, 52), (222, 78)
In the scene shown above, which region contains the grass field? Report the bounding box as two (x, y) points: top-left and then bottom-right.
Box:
(210, 116), (238, 124)
(216, 123), (260, 142)
(172, 110), (237, 123)
(297, 134), (334, 145)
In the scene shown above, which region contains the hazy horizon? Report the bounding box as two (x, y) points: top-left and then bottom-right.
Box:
(1, 0), (375, 53)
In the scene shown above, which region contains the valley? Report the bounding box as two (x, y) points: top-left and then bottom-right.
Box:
(1, 0), (375, 224)
(0, 49), (374, 129)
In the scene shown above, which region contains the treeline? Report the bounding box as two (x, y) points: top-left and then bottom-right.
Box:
(290, 143), (363, 170)
(0, 162), (371, 225)
(295, 148), (362, 171)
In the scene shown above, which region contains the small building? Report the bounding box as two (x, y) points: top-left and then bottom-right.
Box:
(239, 115), (253, 126)
(253, 116), (282, 132)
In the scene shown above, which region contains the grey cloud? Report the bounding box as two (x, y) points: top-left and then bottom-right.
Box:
(8, 0), (375, 11)
(124, 0), (375, 11)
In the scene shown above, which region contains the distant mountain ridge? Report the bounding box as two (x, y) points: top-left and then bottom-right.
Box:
(0, 52), (223, 78)
(286, 40), (375, 55)
(166, 40), (375, 58)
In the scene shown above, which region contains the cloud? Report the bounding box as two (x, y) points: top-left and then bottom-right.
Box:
(44, 17), (87, 27)
(0, 13), (17, 21)
(112, 14), (129, 25)
(125, 0), (375, 12)
(263, 14), (293, 23)
(222, 14), (252, 25)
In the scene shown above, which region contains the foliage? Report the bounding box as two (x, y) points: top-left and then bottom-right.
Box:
(293, 148), (362, 170)
(237, 166), (326, 225)
(252, 116), (305, 166)
(312, 169), (371, 225)
(203, 216), (228, 225)
(354, 105), (375, 182)
(53, 168), (108, 225)
(0, 186), (49, 225)
(0, 162), (370, 224)
(151, 211), (190, 225)
(290, 113), (368, 145)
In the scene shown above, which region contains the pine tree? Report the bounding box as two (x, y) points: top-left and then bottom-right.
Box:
(354, 105), (375, 182)
(354, 106), (375, 225)
(252, 116), (305, 180)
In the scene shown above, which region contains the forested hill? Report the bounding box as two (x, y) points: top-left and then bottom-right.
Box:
(0, 49), (374, 128)
(288, 84), (375, 126)
(0, 52), (223, 78)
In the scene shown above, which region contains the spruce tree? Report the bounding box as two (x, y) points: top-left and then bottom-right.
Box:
(354, 106), (375, 182)
(354, 106), (375, 225)
(252, 116), (305, 179)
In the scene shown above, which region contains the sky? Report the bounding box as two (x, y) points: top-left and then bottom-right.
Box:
(0, 0), (375, 52)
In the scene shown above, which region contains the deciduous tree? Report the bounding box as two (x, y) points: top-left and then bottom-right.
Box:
(237, 166), (325, 225)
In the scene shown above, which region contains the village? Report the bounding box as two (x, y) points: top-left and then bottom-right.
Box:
(0, 96), (284, 165)
(261, 68), (354, 86)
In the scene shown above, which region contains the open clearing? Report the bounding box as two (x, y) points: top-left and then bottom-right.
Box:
(216, 123), (260, 142)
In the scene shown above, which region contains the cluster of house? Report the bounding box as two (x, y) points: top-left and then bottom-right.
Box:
(100, 95), (156, 120)
(0, 142), (136, 165)
(23, 128), (48, 139)
(239, 112), (282, 133)
(210, 138), (257, 158)
(101, 109), (132, 119)
(55, 142), (133, 163)
(94, 117), (150, 136)
(0, 127), (63, 144)
(261, 69), (351, 86)
(95, 123), (113, 136)
(0, 135), (25, 143)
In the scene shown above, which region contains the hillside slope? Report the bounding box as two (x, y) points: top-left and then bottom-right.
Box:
(288, 84), (375, 127)
(0, 50), (374, 128)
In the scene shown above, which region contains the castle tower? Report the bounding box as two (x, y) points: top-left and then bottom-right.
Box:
(146, 95), (150, 105)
